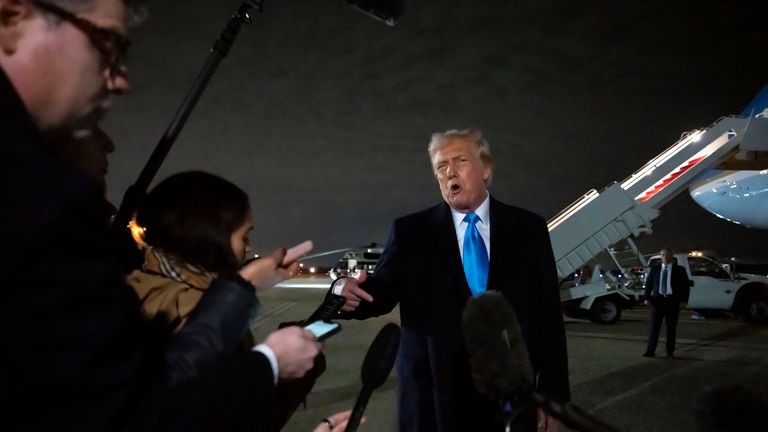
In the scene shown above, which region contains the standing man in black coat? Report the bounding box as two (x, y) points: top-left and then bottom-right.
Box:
(643, 248), (691, 359)
(336, 128), (570, 431)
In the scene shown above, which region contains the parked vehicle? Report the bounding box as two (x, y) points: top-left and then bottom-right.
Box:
(645, 252), (768, 324)
(560, 265), (631, 324)
(329, 243), (384, 280)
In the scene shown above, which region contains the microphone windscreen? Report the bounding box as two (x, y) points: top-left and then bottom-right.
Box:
(462, 292), (533, 398)
(360, 323), (401, 389)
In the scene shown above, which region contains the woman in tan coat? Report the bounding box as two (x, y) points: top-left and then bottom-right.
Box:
(128, 171), (261, 336)
(127, 171), (326, 431)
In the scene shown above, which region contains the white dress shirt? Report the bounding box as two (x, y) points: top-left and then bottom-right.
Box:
(451, 193), (491, 262)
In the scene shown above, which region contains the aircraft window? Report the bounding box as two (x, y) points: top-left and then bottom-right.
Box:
(689, 257), (729, 279)
(363, 252), (382, 260)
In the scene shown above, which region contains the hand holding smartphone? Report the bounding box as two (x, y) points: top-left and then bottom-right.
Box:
(283, 240), (313, 266)
(303, 320), (341, 341)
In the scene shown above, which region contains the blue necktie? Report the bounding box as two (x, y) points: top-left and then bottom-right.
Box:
(463, 213), (489, 297)
(660, 266), (669, 295)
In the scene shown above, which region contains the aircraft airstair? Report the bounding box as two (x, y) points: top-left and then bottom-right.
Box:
(549, 115), (755, 279)
(548, 100), (768, 322)
(606, 238), (647, 270)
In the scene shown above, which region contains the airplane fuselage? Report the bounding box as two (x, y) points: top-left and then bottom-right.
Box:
(689, 169), (768, 229)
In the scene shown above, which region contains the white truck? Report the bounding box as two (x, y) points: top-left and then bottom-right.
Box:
(646, 253), (768, 323)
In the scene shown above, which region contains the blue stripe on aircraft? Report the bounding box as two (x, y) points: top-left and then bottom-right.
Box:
(741, 85), (768, 117)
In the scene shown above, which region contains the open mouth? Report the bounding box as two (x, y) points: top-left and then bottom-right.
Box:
(449, 183), (461, 194)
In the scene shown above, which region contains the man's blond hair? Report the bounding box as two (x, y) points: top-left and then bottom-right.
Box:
(428, 127), (494, 185)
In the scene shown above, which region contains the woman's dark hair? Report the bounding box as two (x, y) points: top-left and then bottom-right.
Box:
(137, 171), (250, 273)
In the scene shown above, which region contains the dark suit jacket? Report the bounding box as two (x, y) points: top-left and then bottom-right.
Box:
(644, 263), (690, 304)
(343, 198), (570, 431)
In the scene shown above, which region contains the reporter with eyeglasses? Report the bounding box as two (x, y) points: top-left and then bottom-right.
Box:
(0, 1), (354, 430)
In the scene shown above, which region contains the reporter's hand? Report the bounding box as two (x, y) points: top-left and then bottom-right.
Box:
(239, 248), (299, 290)
(313, 410), (365, 432)
(264, 326), (321, 379)
(336, 272), (374, 312)
(538, 408), (560, 432)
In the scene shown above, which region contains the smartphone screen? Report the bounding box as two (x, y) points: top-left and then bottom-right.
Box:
(304, 320), (341, 341)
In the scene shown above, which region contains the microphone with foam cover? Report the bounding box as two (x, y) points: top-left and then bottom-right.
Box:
(462, 291), (533, 400)
(345, 323), (401, 432)
(463, 292), (621, 432)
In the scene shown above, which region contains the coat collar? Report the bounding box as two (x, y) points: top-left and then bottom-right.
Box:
(487, 196), (520, 293)
(0, 66), (45, 162)
(429, 201), (469, 301)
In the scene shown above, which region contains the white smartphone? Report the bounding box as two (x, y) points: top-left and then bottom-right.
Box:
(283, 240), (313, 265)
(303, 320), (341, 341)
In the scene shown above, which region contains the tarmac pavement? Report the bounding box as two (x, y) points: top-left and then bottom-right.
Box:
(250, 289), (768, 432)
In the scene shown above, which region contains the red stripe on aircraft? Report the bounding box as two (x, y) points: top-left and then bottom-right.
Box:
(638, 156), (706, 202)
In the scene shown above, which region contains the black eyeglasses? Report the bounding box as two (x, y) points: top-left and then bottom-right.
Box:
(33, 0), (130, 78)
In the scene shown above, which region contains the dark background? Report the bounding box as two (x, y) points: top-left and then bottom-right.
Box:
(104, 0), (768, 265)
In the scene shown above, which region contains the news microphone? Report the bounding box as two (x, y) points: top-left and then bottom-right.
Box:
(345, 323), (401, 432)
(339, 0), (405, 26)
(462, 292), (621, 432)
(462, 291), (533, 399)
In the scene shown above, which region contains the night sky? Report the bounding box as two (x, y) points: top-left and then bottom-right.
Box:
(105, 0), (768, 265)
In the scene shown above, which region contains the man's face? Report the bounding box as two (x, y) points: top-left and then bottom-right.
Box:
(432, 137), (492, 213)
(56, 127), (115, 192)
(661, 249), (673, 264)
(2, 0), (130, 132)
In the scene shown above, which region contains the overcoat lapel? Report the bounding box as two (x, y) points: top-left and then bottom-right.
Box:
(487, 196), (520, 294)
(429, 202), (472, 303)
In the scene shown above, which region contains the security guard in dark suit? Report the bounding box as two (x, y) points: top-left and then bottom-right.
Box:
(643, 248), (691, 358)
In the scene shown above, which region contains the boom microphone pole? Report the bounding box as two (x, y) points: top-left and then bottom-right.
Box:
(110, 0), (405, 245)
(110, 1), (265, 238)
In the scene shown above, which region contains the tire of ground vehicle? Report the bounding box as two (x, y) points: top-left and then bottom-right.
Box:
(745, 298), (768, 324)
(589, 296), (622, 324)
(733, 283), (768, 324)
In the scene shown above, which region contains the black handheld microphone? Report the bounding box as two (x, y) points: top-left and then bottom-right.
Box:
(345, 323), (401, 432)
(339, 0), (405, 26)
(463, 292), (621, 432)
